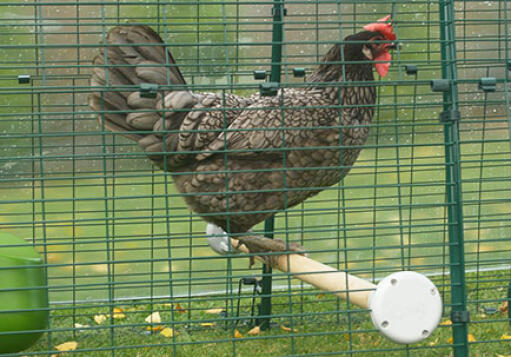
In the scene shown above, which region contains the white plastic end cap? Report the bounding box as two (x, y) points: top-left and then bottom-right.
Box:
(206, 223), (240, 255)
(369, 271), (442, 344)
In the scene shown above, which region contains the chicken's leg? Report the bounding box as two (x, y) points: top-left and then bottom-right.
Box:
(234, 235), (306, 268)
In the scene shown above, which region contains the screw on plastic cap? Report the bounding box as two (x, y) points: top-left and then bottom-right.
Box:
(369, 271), (442, 344)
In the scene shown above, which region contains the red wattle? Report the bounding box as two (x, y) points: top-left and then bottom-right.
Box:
(374, 51), (391, 77)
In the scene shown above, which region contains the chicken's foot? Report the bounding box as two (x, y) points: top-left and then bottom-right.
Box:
(234, 235), (307, 268)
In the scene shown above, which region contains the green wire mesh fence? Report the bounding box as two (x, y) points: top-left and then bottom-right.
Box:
(0, 0), (510, 356)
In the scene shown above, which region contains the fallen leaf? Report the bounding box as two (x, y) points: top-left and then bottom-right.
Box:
(428, 338), (439, 347)
(112, 307), (126, 319)
(145, 311), (161, 324)
(160, 327), (176, 338)
(200, 323), (216, 327)
(440, 320), (452, 326)
(175, 303), (188, 313)
(234, 329), (243, 338)
(205, 308), (224, 314)
(280, 324), (298, 333)
(248, 326), (260, 336)
(94, 314), (107, 325)
(448, 334), (476, 343)
(146, 325), (164, 332)
(501, 334), (511, 340)
(74, 323), (90, 329)
(499, 301), (508, 314)
(55, 341), (78, 352)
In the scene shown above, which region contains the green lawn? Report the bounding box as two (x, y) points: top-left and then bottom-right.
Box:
(21, 270), (511, 356)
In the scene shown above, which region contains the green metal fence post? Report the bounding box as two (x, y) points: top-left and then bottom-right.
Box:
(258, 0), (284, 331)
(439, 1), (469, 356)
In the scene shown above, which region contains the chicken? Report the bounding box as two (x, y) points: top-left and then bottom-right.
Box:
(89, 16), (396, 265)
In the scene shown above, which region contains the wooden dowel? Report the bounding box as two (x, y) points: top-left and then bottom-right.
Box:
(231, 238), (376, 308)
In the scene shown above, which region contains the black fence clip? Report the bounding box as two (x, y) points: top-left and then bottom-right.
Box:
(451, 310), (470, 323)
(478, 77), (496, 92)
(440, 110), (460, 123)
(140, 83), (159, 98)
(272, 7), (287, 16)
(18, 74), (31, 84)
(430, 79), (450, 92)
(293, 67), (306, 78)
(260, 82), (279, 97)
(405, 65), (418, 76)
(253, 70), (267, 80)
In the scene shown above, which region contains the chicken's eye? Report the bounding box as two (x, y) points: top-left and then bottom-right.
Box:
(370, 37), (385, 47)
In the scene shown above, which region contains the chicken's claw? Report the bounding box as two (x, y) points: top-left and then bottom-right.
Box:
(235, 235), (307, 268)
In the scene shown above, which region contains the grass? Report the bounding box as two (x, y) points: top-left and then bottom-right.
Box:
(18, 270), (511, 356)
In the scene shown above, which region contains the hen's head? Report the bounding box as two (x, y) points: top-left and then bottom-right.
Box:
(323, 15), (396, 78)
(346, 15), (396, 77)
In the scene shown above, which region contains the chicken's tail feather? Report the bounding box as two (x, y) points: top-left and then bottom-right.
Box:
(89, 24), (189, 147)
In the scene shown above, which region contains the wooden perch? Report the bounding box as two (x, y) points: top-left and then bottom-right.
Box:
(231, 238), (376, 309)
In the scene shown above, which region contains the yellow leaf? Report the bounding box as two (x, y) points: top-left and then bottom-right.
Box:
(280, 324), (298, 333)
(160, 327), (175, 338)
(428, 338), (439, 347)
(234, 329), (243, 338)
(112, 307), (126, 319)
(200, 323), (216, 327)
(146, 325), (164, 332)
(248, 326), (261, 336)
(448, 335), (476, 343)
(175, 303), (187, 313)
(316, 294), (325, 299)
(500, 301), (509, 314)
(440, 320), (452, 326)
(145, 311), (161, 324)
(55, 341), (78, 352)
(94, 314), (107, 325)
(205, 308), (224, 314)
(74, 323), (90, 329)
(163, 303), (173, 308)
(501, 334), (511, 340)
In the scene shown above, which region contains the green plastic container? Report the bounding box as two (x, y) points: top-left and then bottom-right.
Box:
(0, 232), (48, 353)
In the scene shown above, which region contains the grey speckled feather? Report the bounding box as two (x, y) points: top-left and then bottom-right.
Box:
(89, 25), (389, 259)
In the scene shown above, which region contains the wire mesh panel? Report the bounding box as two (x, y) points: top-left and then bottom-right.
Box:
(0, 1), (510, 356)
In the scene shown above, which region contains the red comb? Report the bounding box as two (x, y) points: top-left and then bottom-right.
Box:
(363, 15), (396, 41)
